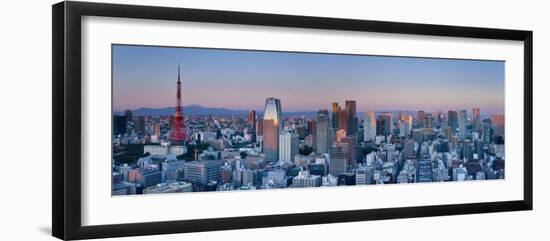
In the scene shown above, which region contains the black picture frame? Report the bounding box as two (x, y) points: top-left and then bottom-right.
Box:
(52, 1), (533, 240)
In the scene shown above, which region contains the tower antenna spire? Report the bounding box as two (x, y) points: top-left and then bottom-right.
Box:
(171, 64), (187, 144)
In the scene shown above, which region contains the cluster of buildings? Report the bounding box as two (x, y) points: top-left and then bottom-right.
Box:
(112, 68), (505, 195)
(112, 98), (505, 195)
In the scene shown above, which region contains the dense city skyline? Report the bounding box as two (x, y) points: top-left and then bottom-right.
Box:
(113, 45), (505, 114)
(112, 45), (505, 196)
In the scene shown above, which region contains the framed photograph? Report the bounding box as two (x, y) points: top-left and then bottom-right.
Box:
(52, 1), (533, 240)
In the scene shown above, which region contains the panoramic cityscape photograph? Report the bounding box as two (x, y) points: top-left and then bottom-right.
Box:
(111, 44), (505, 195)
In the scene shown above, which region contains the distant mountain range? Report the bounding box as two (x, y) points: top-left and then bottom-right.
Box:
(116, 105), (496, 118)
(116, 105), (250, 116)
(117, 105), (328, 117)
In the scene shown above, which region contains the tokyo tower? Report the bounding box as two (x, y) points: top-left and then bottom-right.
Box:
(170, 65), (188, 144)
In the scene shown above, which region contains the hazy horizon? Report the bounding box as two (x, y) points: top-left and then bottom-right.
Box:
(113, 45), (505, 114)
(118, 104), (504, 116)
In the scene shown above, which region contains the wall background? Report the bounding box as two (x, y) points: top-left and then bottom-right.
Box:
(0, 0), (546, 240)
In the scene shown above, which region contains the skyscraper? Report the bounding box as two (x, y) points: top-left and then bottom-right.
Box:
(345, 100), (358, 135)
(262, 98), (282, 161)
(331, 102), (340, 129)
(492, 114), (505, 138)
(418, 110), (426, 128)
(113, 115), (127, 136)
(448, 110), (458, 131)
(458, 110), (468, 140)
(482, 118), (493, 143)
(307, 120), (317, 136)
(329, 147), (348, 176)
(135, 116), (146, 134)
(153, 123), (161, 138)
(256, 119), (263, 136)
(363, 111), (376, 142)
(316, 109), (330, 154)
(401, 114), (413, 136)
(248, 110), (256, 129)
(379, 112), (392, 137)
(341, 136), (357, 166)
(279, 130), (299, 163)
(472, 108), (481, 132)
(337, 108), (349, 132)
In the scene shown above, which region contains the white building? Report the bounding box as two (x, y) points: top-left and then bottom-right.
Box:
(363, 112), (376, 142)
(144, 143), (186, 156)
(292, 170), (322, 188)
(453, 165), (468, 181)
(279, 130), (299, 163)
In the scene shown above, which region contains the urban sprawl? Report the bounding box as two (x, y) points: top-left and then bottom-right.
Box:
(112, 68), (505, 195)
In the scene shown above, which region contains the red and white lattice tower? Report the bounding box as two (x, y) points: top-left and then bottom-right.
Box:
(170, 65), (188, 144)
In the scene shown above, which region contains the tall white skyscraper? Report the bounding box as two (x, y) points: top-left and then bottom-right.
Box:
(279, 130), (299, 163)
(458, 110), (468, 140)
(363, 111), (376, 142)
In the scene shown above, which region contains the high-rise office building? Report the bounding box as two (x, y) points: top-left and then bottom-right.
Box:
(341, 136), (357, 166)
(378, 112), (392, 137)
(337, 108), (349, 132)
(462, 139), (473, 160)
(329, 148), (348, 176)
(256, 119), (263, 136)
(376, 115), (384, 136)
(345, 100), (358, 135)
(135, 116), (146, 134)
(401, 114), (413, 136)
(424, 113), (433, 128)
(248, 110), (256, 129)
(403, 138), (415, 160)
(482, 118), (493, 143)
(435, 111), (444, 128)
(448, 110), (458, 131)
(153, 123), (161, 138)
(262, 98), (282, 161)
(472, 108), (481, 132)
(331, 102), (340, 129)
(307, 120), (317, 136)
(363, 111), (376, 142)
(113, 115), (127, 136)
(184, 160), (220, 185)
(492, 114), (505, 138)
(355, 165), (374, 185)
(279, 130), (299, 163)
(316, 109), (330, 154)
(418, 110), (426, 128)
(458, 110), (468, 140)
